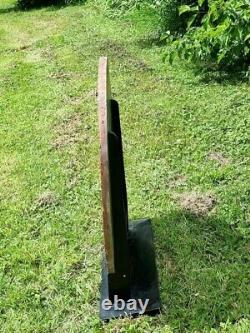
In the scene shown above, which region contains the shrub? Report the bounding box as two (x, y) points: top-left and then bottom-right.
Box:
(166, 0), (250, 72)
(102, 0), (207, 34)
(158, 0), (204, 34)
(17, 0), (82, 10)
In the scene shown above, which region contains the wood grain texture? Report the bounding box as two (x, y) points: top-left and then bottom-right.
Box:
(98, 57), (115, 274)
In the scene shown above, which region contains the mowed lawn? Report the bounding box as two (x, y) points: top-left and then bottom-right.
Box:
(0, 0), (249, 332)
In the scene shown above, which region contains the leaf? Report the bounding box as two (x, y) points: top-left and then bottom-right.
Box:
(190, 6), (199, 12)
(179, 5), (191, 15)
(169, 52), (174, 65)
(187, 13), (198, 29)
(244, 34), (250, 42)
(198, 0), (205, 6)
(217, 49), (227, 64)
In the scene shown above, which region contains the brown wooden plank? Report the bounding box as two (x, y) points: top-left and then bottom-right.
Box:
(98, 57), (115, 274)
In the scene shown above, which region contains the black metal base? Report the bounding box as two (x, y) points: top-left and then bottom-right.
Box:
(100, 219), (160, 321)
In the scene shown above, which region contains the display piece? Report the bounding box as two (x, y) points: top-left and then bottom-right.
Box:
(98, 57), (160, 321)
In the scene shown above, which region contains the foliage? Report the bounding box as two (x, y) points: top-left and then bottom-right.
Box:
(157, 0), (208, 34)
(102, 0), (207, 34)
(166, 0), (250, 72)
(106, 0), (249, 73)
(16, 0), (83, 9)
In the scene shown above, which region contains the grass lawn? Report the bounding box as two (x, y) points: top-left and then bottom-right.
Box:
(0, 0), (249, 332)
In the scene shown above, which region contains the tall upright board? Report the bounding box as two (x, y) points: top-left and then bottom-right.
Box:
(98, 57), (160, 320)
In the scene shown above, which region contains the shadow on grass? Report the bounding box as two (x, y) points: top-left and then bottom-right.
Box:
(136, 33), (165, 49)
(0, 7), (18, 14)
(153, 210), (248, 331)
(39, 1), (88, 12)
(196, 68), (249, 85)
(0, 1), (87, 14)
(137, 34), (248, 84)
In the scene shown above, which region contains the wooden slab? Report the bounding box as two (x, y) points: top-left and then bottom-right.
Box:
(98, 57), (115, 274)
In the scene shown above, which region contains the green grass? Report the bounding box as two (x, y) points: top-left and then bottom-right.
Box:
(0, 0), (249, 332)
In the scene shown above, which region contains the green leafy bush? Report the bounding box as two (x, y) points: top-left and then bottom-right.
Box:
(158, 0), (207, 34)
(17, 0), (82, 10)
(102, 0), (207, 34)
(167, 0), (250, 72)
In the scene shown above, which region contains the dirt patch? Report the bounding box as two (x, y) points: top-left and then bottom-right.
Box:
(48, 71), (84, 80)
(63, 89), (96, 106)
(168, 175), (187, 188)
(164, 255), (176, 274)
(34, 190), (58, 209)
(69, 256), (87, 277)
(208, 151), (229, 166)
(65, 157), (82, 189)
(27, 47), (54, 63)
(98, 40), (129, 58)
(127, 57), (152, 71)
(9, 44), (31, 52)
(26, 50), (42, 63)
(52, 113), (89, 149)
(178, 191), (216, 216)
(98, 40), (152, 72)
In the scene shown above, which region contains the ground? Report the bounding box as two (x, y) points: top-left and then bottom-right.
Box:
(0, 0), (249, 332)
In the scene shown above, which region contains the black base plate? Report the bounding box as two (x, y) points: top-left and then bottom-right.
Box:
(100, 219), (160, 321)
